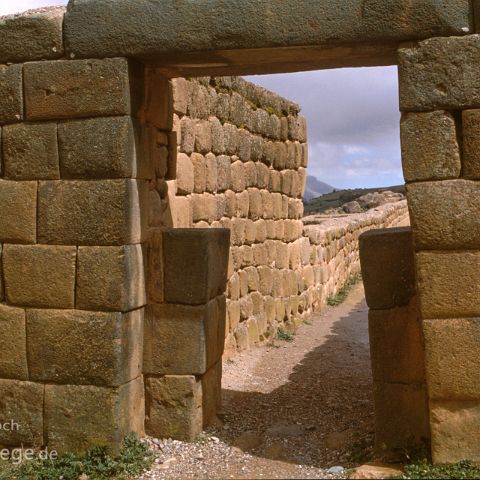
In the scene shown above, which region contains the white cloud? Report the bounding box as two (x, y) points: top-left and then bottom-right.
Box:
(0, 0), (67, 16)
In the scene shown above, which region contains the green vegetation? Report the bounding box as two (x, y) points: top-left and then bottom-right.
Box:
(327, 275), (361, 306)
(0, 434), (154, 480)
(391, 460), (480, 479)
(275, 328), (295, 342)
(303, 185), (405, 215)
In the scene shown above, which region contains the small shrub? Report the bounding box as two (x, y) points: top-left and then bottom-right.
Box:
(275, 328), (295, 342)
(0, 433), (154, 480)
(327, 275), (361, 306)
(390, 459), (480, 479)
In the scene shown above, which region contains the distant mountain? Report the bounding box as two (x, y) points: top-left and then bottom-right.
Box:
(304, 175), (336, 201)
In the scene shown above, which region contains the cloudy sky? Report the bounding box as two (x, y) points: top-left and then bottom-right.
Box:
(2, 0), (403, 190)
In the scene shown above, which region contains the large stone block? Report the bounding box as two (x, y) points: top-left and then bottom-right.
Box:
(145, 375), (202, 441)
(399, 35), (480, 111)
(76, 245), (146, 311)
(143, 296), (225, 375)
(359, 227), (415, 309)
(3, 244), (76, 308)
(143, 229), (164, 304)
(24, 58), (140, 120)
(423, 318), (480, 399)
(27, 309), (143, 386)
(176, 153), (194, 195)
(373, 382), (430, 454)
(400, 111), (460, 181)
(0, 305), (28, 380)
(0, 180), (37, 244)
(45, 377), (144, 455)
(58, 116), (144, 179)
(407, 180), (480, 250)
(163, 228), (230, 305)
(64, 0), (470, 64)
(0, 64), (23, 125)
(0, 7), (64, 63)
(3, 122), (59, 180)
(430, 400), (480, 464)
(202, 361), (222, 427)
(38, 179), (147, 245)
(462, 109), (480, 179)
(0, 380), (44, 447)
(416, 251), (480, 318)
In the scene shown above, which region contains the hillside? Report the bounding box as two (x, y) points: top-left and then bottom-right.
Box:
(303, 175), (336, 201)
(303, 184), (406, 214)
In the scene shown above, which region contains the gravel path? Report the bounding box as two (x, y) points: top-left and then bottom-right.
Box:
(140, 283), (374, 479)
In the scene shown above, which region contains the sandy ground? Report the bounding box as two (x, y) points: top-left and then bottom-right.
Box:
(141, 283), (375, 479)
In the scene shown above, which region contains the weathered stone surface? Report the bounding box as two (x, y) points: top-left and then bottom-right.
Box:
(58, 116), (143, 179)
(64, 0), (470, 69)
(369, 300), (425, 385)
(373, 382), (430, 454)
(143, 229), (163, 304)
(0, 305), (27, 380)
(27, 309), (143, 386)
(45, 377), (144, 454)
(3, 245), (76, 308)
(145, 375), (202, 441)
(202, 361), (222, 427)
(359, 227), (415, 309)
(76, 245), (146, 311)
(416, 251), (480, 319)
(0, 64), (23, 125)
(462, 109), (480, 179)
(141, 69), (173, 130)
(399, 35), (480, 111)
(407, 180), (480, 250)
(400, 111), (460, 181)
(143, 296), (225, 375)
(3, 122), (59, 180)
(0, 7), (64, 63)
(0, 380), (44, 447)
(163, 228), (230, 304)
(176, 153), (194, 195)
(0, 180), (37, 243)
(38, 179), (147, 245)
(423, 318), (480, 399)
(24, 58), (139, 120)
(430, 400), (480, 463)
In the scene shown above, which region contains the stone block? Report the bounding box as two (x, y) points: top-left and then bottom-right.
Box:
(400, 111), (460, 181)
(145, 375), (202, 441)
(58, 116), (143, 179)
(0, 64), (23, 125)
(0, 305), (27, 380)
(399, 35), (480, 111)
(191, 193), (217, 223)
(143, 229), (164, 304)
(0, 7), (64, 63)
(462, 109), (480, 179)
(216, 155), (231, 192)
(195, 120), (212, 154)
(369, 301), (425, 385)
(3, 122), (59, 180)
(24, 58), (139, 120)
(430, 400), (480, 464)
(45, 377), (144, 455)
(172, 77), (189, 115)
(0, 380), (44, 447)
(205, 152), (217, 193)
(359, 227), (415, 309)
(201, 361), (222, 427)
(144, 297), (225, 375)
(230, 160), (246, 192)
(373, 382), (430, 454)
(191, 152), (207, 193)
(27, 309), (142, 386)
(416, 251), (480, 318)
(3, 245), (76, 308)
(423, 318), (480, 399)
(176, 153), (195, 195)
(180, 116), (195, 154)
(407, 179), (480, 249)
(38, 179), (147, 245)
(141, 69), (172, 130)
(76, 244), (146, 311)
(0, 180), (37, 243)
(163, 228), (230, 305)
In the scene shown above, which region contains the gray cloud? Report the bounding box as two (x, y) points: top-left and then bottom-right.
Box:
(245, 67), (403, 189)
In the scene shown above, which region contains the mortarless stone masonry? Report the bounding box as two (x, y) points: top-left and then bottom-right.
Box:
(0, 0), (477, 464)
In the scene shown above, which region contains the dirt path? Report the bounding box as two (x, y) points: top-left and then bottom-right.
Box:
(141, 283), (375, 479)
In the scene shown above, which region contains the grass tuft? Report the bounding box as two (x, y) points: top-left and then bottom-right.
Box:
(275, 328), (295, 342)
(0, 433), (154, 480)
(327, 275), (361, 306)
